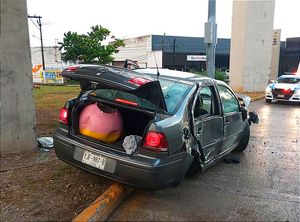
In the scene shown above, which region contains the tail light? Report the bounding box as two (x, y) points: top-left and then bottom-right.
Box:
(143, 131), (168, 152)
(59, 108), (68, 124)
(65, 65), (79, 72)
(128, 77), (150, 86)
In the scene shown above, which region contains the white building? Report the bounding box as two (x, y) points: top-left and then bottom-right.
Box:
(30, 46), (71, 68)
(112, 35), (162, 68)
(30, 46), (70, 84)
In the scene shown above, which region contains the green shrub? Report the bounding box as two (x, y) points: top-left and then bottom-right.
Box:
(189, 68), (229, 84)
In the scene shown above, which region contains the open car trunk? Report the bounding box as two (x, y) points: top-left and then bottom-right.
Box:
(70, 99), (155, 152)
(61, 64), (168, 152)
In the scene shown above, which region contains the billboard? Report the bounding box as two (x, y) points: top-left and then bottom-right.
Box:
(32, 65), (64, 84)
(32, 64), (44, 83)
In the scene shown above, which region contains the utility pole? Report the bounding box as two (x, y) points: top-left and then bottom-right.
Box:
(161, 33), (166, 68)
(172, 38), (176, 70)
(54, 38), (58, 63)
(204, 0), (217, 78)
(28, 15), (45, 70)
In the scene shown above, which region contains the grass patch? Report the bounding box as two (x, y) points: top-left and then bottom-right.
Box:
(34, 85), (80, 110)
(34, 85), (80, 135)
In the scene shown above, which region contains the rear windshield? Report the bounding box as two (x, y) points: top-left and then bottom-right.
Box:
(277, 77), (300, 84)
(90, 79), (191, 113)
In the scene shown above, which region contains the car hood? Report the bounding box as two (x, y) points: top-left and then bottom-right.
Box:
(273, 83), (300, 90)
(62, 65), (167, 111)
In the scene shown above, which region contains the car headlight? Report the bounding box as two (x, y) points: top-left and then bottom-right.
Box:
(265, 86), (272, 93)
(295, 87), (300, 94)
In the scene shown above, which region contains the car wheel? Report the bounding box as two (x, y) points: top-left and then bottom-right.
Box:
(266, 99), (272, 103)
(234, 122), (250, 152)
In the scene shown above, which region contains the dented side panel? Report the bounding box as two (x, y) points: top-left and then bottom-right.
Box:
(154, 84), (198, 155)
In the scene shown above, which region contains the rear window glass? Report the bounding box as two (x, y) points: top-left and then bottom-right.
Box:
(277, 77), (300, 84)
(91, 89), (157, 110)
(90, 79), (191, 113)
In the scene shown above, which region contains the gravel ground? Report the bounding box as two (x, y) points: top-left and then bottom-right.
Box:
(0, 150), (113, 221)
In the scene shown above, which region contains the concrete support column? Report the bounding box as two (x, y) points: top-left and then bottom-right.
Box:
(229, 0), (275, 92)
(270, 29), (281, 80)
(0, 0), (36, 153)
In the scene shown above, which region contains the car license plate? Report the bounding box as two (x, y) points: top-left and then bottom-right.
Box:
(81, 150), (106, 170)
(278, 94), (285, 98)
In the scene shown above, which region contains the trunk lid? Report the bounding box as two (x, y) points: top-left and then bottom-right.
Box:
(62, 65), (167, 111)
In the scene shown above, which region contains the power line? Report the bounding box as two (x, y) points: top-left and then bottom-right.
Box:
(29, 18), (40, 30)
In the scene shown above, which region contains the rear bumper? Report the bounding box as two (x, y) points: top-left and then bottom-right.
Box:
(54, 128), (193, 190)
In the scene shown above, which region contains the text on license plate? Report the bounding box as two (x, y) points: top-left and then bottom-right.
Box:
(81, 150), (106, 170)
(278, 94), (285, 98)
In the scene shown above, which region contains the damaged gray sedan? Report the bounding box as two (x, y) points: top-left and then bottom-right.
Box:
(54, 65), (258, 189)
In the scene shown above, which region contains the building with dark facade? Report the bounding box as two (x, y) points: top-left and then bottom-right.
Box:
(278, 37), (300, 75)
(151, 35), (230, 71)
(113, 34), (299, 76)
(112, 34), (231, 72)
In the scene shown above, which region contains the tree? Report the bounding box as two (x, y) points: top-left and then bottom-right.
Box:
(59, 25), (124, 64)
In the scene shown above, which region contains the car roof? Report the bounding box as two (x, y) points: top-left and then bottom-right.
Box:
(134, 68), (216, 85)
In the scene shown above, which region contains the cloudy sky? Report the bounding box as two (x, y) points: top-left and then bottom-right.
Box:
(27, 0), (300, 47)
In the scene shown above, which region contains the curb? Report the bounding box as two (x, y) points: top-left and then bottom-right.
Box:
(73, 183), (134, 222)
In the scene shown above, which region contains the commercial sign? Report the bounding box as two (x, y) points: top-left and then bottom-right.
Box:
(187, 55), (207, 61)
(32, 64), (44, 83)
(272, 29), (281, 46)
(32, 64), (64, 84)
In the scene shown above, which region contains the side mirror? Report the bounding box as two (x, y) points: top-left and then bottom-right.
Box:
(249, 111), (259, 124)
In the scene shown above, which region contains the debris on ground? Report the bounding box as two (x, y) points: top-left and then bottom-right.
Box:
(37, 137), (54, 152)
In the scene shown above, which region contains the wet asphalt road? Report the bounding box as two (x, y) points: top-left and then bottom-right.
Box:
(110, 100), (300, 221)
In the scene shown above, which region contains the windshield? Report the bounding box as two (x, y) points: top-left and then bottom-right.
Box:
(90, 79), (191, 113)
(277, 77), (300, 84)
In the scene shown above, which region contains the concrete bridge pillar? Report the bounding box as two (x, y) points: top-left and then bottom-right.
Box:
(0, 0), (36, 153)
(229, 0), (275, 92)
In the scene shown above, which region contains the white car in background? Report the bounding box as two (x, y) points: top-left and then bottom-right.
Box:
(265, 75), (300, 104)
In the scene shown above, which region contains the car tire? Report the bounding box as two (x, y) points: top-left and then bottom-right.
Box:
(266, 99), (272, 103)
(234, 122), (250, 152)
